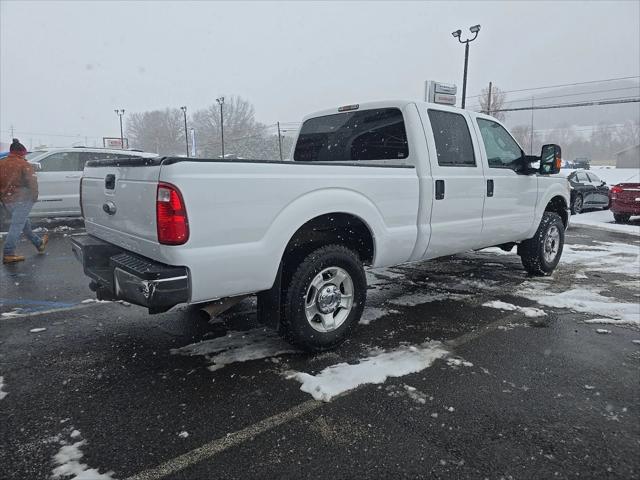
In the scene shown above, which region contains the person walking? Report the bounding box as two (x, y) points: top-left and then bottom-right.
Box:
(0, 139), (48, 264)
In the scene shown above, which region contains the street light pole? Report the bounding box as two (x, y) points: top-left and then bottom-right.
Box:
(277, 121), (283, 161)
(180, 106), (189, 157)
(114, 109), (125, 149)
(452, 25), (481, 109)
(216, 97), (225, 159)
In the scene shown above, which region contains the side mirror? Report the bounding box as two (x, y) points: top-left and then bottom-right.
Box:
(539, 144), (561, 175)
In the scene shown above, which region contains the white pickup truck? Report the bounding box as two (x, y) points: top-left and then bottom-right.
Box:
(71, 100), (570, 351)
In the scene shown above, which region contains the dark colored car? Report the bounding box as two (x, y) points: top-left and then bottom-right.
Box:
(567, 170), (610, 214)
(573, 157), (590, 170)
(609, 183), (640, 223)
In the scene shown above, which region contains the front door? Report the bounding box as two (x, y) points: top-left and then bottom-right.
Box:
(474, 118), (537, 245)
(32, 151), (82, 216)
(421, 108), (486, 258)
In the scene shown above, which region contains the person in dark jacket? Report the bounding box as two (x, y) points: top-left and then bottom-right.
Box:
(0, 139), (48, 264)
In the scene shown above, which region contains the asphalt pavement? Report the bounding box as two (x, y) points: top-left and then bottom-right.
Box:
(1, 222), (639, 480)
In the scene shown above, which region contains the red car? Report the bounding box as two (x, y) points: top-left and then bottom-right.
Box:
(609, 183), (640, 223)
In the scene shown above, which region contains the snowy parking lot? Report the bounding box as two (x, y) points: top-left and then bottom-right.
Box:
(1, 221), (638, 479)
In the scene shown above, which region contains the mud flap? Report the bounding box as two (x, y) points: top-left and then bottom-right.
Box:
(257, 263), (282, 330)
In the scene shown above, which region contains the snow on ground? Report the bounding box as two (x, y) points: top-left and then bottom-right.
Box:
(171, 327), (299, 371)
(388, 291), (465, 307)
(286, 341), (448, 402)
(51, 432), (116, 480)
(564, 167), (640, 185)
(29, 327), (47, 333)
(359, 307), (400, 325)
(482, 300), (546, 318)
(561, 241), (640, 277)
(0, 376), (7, 400)
(518, 283), (640, 325)
(570, 210), (639, 236)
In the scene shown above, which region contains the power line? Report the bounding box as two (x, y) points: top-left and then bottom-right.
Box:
(466, 75), (640, 100)
(493, 96), (640, 113)
(498, 86), (640, 105)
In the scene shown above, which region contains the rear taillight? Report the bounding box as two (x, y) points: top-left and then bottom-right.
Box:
(156, 182), (189, 245)
(79, 177), (84, 217)
(610, 185), (623, 195)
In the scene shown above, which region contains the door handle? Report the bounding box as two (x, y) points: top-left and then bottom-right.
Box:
(487, 179), (494, 197)
(435, 180), (445, 200)
(65, 175), (81, 179)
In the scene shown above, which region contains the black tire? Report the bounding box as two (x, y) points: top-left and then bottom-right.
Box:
(571, 194), (583, 215)
(518, 212), (565, 276)
(282, 244), (366, 352)
(613, 213), (630, 223)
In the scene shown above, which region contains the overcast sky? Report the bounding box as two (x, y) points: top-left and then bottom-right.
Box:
(1, 0), (639, 148)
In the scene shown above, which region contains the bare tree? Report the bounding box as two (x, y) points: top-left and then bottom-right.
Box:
(127, 108), (185, 155)
(478, 85), (506, 122)
(192, 96), (271, 159)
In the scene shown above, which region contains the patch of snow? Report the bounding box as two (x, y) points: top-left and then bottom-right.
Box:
(570, 210), (639, 236)
(478, 247), (516, 256)
(446, 357), (474, 368)
(51, 435), (115, 480)
(561, 242), (640, 277)
(1, 309), (24, 318)
(0, 376), (7, 400)
(482, 300), (546, 318)
(389, 291), (463, 307)
(178, 431), (189, 438)
(595, 329), (611, 334)
(30, 327), (47, 333)
(632, 340), (640, 345)
(518, 284), (640, 325)
(286, 341), (448, 402)
(359, 307), (399, 325)
(81, 299), (111, 304)
(171, 327), (299, 371)
(402, 384), (428, 404)
(70, 430), (81, 439)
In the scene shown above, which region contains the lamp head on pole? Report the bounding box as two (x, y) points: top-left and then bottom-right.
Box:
(469, 24), (481, 34)
(451, 29), (462, 39)
(180, 106), (187, 113)
(216, 97), (225, 106)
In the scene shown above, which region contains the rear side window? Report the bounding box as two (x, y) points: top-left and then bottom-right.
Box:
(428, 110), (476, 167)
(293, 108), (409, 162)
(38, 152), (81, 172)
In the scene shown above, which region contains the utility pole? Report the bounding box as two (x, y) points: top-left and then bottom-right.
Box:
(487, 81), (493, 116)
(277, 122), (283, 161)
(180, 106), (189, 157)
(114, 109), (125, 149)
(10, 125), (14, 138)
(529, 96), (534, 155)
(216, 97), (225, 159)
(452, 25), (481, 109)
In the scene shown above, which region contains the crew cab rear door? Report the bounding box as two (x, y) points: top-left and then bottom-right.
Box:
(420, 107), (486, 257)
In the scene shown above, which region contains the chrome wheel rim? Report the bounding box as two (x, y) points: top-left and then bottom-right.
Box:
(304, 267), (354, 333)
(543, 225), (561, 263)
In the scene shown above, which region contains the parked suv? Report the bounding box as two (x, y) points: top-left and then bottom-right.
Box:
(25, 147), (158, 218)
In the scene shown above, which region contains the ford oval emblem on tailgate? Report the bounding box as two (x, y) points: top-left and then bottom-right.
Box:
(103, 201), (117, 215)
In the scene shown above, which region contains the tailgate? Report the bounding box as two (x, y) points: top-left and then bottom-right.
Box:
(81, 157), (163, 258)
(616, 183), (640, 205)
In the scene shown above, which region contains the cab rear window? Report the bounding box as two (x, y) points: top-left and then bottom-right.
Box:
(294, 108), (409, 162)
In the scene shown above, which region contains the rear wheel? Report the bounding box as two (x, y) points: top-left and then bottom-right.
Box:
(519, 212), (565, 276)
(613, 213), (630, 223)
(571, 194), (583, 214)
(282, 244), (366, 352)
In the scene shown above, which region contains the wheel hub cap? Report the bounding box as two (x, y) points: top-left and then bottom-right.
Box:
(317, 285), (341, 314)
(543, 226), (560, 263)
(304, 266), (354, 333)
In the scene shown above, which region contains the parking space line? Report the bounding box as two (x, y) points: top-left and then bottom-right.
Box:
(0, 302), (100, 320)
(125, 399), (323, 480)
(124, 310), (527, 480)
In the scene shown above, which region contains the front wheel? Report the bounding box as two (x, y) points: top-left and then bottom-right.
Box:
(613, 213), (630, 223)
(571, 194), (583, 214)
(282, 245), (366, 352)
(518, 212), (565, 276)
